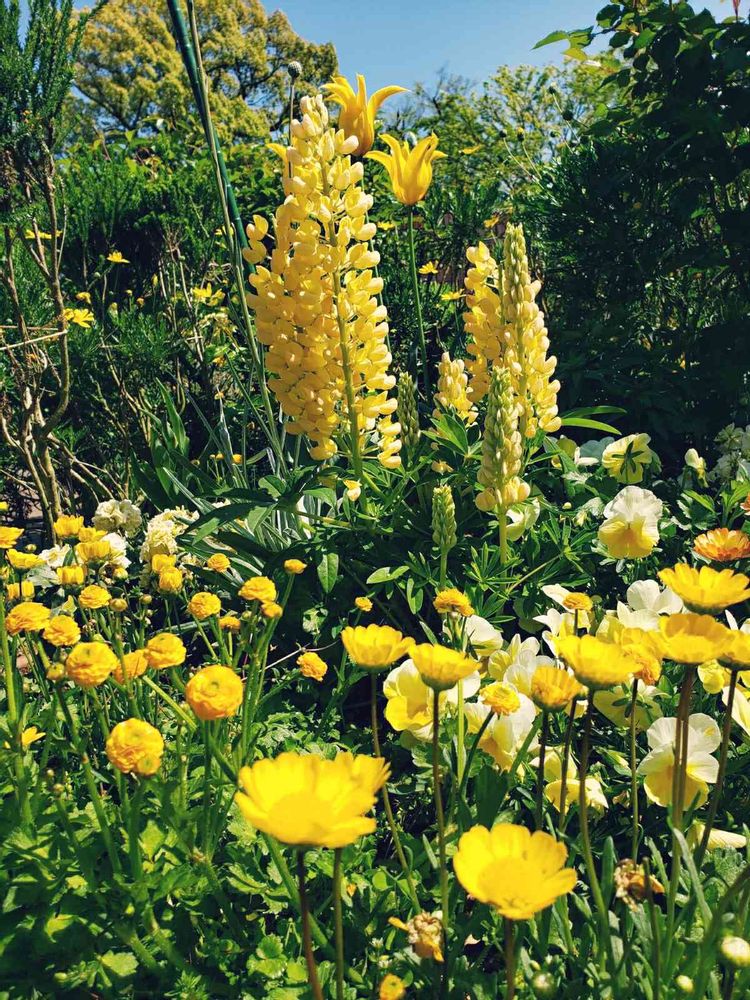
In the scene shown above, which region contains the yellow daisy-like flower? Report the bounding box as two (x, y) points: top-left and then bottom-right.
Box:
(556, 634), (634, 690)
(186, 664), (243, 721)
(42, 615), (81, 648)
(235, 751), (389, 848)
(21, 726), (45, 748)
(145, 632), (187, 669)
(614, 627), (664, 686)
(238, 576), (277, 604)
(693, 528), (750, 563)
(433, 588), (474, 617)
(530, 665), (583, 711)
(283, 559), (307, 575)
(66, 641), (118, 688)
(6, 601), (50, 635)
(106, 719), (163, 776)
(206, 553), (231, 573)
(188, 592), (221, 620)
(297, 651), (328, 682)
(342, 624), (414, 671)
(453, 823), (577, 920)
(562, 592), (593, 613)
(658, 614), (731, 665)
(114, 649), (149, 684)
(410, 643), (479, 692)
(106, 250), (130, 264)
(78, 584), (110, 610)
(7, 550), (41, 570)
(0, 527), (24, 549)
(355, 596), (373, 613)
(219, 614), (241, 633)
(658, 564), (750, 614)
(719, 629), (750, 668)
(419, 261), (438, 275)
(481, 681), (522, 716)
(75, 540), (113, 565)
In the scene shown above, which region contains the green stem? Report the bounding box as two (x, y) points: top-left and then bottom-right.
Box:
(141, 673), (196, 730)
(666, 667), (695, 956)
(432, 691), (449, 933)
(333, 848), (345, 1000)
(558, 697), (578, 834)
(370, 673), (420, 911)
(504, 918), (516, 1000)
(643, 858), (661, 1000)
(498, 508), (509, 567)
(456, 679), (466, 785)
(407, 206), (429, 395)
(696, 669), (737, 868)
(629, 680), (639, 860)
(297, 852), (324, 1000)
(0, 598), (31, 825)
(535, 711), (549, 830)
(455, 709), (493, 809)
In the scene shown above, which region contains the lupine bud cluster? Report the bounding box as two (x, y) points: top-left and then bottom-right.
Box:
(463, 241), (503, 403)
(476, 366), (530, 513)
(397, 371), (420, 452)
(433, 352), (477, 425)
(246, 94), (401, 468)
(432, 485), (457, 553)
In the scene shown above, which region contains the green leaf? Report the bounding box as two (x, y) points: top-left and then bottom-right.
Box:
(366, 565), (408, 585)
(561, 416), (622, 434)
(317, 552), (339, 594)
(534, 29), (569, 49)
(100, 951), (138, 980)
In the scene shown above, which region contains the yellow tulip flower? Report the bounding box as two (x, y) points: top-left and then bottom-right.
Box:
(367, 134), (446, 205)
(323, 74), (406, 156)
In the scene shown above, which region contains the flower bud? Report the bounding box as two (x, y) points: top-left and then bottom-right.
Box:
(287, 60), (303, 80)
(432, 484), (457, 553)
(675, 975), (694, 994)
(720, 936), (750, 969)
(397, 371), (420, 453)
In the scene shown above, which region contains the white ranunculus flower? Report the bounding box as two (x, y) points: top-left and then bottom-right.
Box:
(102, 532), (130, 569)
(93, 498), (142, 537)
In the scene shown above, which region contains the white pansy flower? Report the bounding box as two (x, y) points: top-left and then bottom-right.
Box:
(533, 608), (580, 656)
(546, 775), (608, 815)
(595, 683), (662, 731)
(463, 695), (537, 771)
(598, 486), (663, 560)
(637, 713), (721, 808)
(616, 579), (683, 631)
(383, 661), (481, 742)
(464, 616), (504, 658)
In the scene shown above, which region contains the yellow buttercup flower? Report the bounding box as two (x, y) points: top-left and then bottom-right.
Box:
(186, 664), (243, 721)
(297, 651), (328, 682)
(283, 558), (307, 575)
(188, 592), (221, 620)
(114, 649), (149, 684)
(721, 630), (750, 668)
(106, 719), (163, 776)
(145, 632), (187, 669)
(235, 751), (389, 848)
(323, 74), (406, 156)
(57, 565), (85, 586)
(0, 527), (24, 549)
(562, 592), (593, 613)
(410, 643), (479, 692)
(219, 614), (241, 633)
(206, 553), (231, 573)
(64, 307), (94, 328)
(419, 260), (438, 275)
(261, 601), (283, 619)
(693, 528), (750, 563)
(7, 581), (34, 601)
(7, 550), (40, 570)
(453, 823), (576, 920)
(6, 601), (50, 635)
(157, 567), (184, 593)
(78, 584), (110, 610)
(66, 641), (118, 688)
(355, 596), (373, 612)
(106, 250), (130, 264)
(367, 133), (446, 205)
(556, 634), (634, 690)
(21, 726), (45, 748)
(388, 912), (444, 962)
(342, 624), (414, 671)
(238, 576), (277, 604)
(42, 615), (81, 648)
(658, 614), (730, 665)
(433, 588), (474, 617)
(53, 515), (83, 539)
(379, 973), (407, 1000)
(659, 564), (750, 614)
(531, 665), (583, 711)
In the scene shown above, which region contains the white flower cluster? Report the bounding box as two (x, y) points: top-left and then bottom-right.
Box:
(93, 499), (142, 537)
(139, 508), (198, 564)
(711, 423), (750, 483)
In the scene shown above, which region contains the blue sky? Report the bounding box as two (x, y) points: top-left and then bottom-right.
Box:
(277, 0), (732, 92)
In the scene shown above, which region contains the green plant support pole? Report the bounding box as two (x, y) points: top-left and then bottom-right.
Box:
(164, 0), (247, 254)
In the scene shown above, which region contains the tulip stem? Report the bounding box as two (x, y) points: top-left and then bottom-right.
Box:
(296, 851), (324, 1000)
(407, 206), (429, 395)
(369, 674), (420, 911)
(579, 694), (613, 970)
(333, 848), (345, 1000)
(504, 918), (516, 1000)
(432, 690), (449, 933)
(535, 710), (549, 830)
(629, 680), (639, 860)
(696, 669), (738, 867)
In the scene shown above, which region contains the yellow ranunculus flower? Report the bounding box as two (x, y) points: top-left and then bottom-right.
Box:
(78, 527), (106, 543)
(235, 751), (389, 848)
(57, 565), (85, 586)
(658, 564), (750, 614)
(114, 649), (149, 684)
(188, 591), (221, 620)
(7, 581), (34, 601)
(721, 629), (750, 668)
(145, 632), (187, 669)
(157, 567), (183, 594)
(410, 643), (479, 692)
(342, 624), (414, 671)
(557, 634), (634, 690)
(693, 528), (750, 563)
(453, 823), (577, 920)
(323, 74), (406, 156)
(261, 601), (282, 619)
(388, 913), (444, 962)
(75, 540), (113, 564)
(0, 527), (24, 549)
(238, 576), (277, 604)
(601, 433), (654, 484)
(530, 665), (583, 711)
(219, 614), (241, 633)
(106, 718), (163, 776)
(367, 133), (446, 205)
(379, 973), (407, 1000)
(433, 588), (474, 617)
(151, 554), (176, 573)
(6, 601), (50, 635)
(297, 651), (328, 682)
(7, 550), (41, 570)
(78, 584), (110, 610)
(355, 596), (373, 613)
(658, 613), (731, 664)
(53, 515), (83, 539)
(186, 664), (243, 721)
(66, 641), (118, 688)
(42, 615), (81, 648)
(206, 553), (231, 573)
(283, 558), (307, 575)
